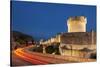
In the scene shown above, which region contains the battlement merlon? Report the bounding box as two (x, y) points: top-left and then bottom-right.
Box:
(67, 16), (87, 25)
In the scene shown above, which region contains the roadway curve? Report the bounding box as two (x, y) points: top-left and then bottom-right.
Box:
(13, 45), (71, 65)
(12, 45), (96, 66)
(14, 48), (50, 65)
(11, 51), (33, 66)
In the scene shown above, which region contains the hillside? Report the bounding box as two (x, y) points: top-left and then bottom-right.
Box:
(11, 31), (34, 50)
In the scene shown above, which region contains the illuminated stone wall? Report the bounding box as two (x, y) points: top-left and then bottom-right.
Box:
(67, 16), (87, 32)
(60, 32), (96, 45)
(60, 32), (96, 55)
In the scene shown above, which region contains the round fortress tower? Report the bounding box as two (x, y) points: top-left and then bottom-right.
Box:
(67, 16), (87, 32)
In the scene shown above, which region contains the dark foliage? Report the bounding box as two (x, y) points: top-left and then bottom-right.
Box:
(46, 45), (60, 55)
(12, 31), (34, 44)
(32, 45), (43, 53)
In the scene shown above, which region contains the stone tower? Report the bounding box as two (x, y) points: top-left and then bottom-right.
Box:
(67, 16), (87, 32)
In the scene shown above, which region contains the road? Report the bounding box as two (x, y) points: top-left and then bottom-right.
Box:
(11, 51), (33, 66)
(11, 45), (95, 66)
(11, 45), (74, 66)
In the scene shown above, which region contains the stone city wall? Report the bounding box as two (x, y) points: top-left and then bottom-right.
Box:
(60, 32), (96, 45)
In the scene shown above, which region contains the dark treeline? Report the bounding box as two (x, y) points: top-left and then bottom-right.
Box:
(11, 31), (34, 50)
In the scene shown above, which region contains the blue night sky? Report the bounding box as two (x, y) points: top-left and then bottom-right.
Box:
(11, 1), (96, 40)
